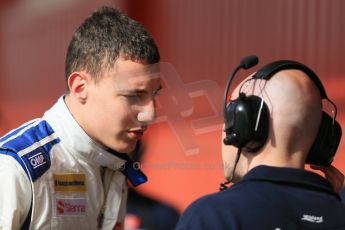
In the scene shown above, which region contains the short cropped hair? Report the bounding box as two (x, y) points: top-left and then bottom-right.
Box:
(65, 6), (160, 92)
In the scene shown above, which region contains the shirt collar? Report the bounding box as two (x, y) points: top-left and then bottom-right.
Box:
(239, 165), (339, 198)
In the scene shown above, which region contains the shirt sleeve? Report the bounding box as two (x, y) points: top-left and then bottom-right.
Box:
(0, 154), (32, 230)
(175, 200), (203, 230)
(175, 196), (219, 230)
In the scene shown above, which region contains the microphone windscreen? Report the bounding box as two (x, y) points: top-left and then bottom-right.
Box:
(240, 55), (259, 69)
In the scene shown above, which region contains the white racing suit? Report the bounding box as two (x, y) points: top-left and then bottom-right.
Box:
(0, 97), (147, 230)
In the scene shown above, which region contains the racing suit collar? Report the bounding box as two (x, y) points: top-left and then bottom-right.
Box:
(44, 96), (127, 171)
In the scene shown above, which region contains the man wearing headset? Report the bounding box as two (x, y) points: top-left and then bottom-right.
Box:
(0, 6), (161, 230)
(176, 60), (345, 229)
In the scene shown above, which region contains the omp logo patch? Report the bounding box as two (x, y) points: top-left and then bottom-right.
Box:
(28, 152), (46, 169)
(53, 173), (86, 192)
(56, 198), (86, 216)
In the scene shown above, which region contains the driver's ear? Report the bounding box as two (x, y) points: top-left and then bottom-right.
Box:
(67, 72), (90, 104)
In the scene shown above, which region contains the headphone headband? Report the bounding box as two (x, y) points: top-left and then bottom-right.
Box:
(252, 60), (327, 99)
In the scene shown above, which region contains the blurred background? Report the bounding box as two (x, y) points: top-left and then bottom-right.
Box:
(1, 0), (344, 214)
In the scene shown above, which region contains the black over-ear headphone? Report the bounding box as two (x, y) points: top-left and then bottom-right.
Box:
(223, 56), (342, 166)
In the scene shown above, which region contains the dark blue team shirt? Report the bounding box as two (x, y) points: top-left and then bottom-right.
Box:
(176, 165), (345, 230)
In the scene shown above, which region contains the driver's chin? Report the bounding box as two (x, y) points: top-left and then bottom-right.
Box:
(112, 140), (137, 154)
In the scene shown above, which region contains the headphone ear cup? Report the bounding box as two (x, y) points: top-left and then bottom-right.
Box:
(306, 112), (342, 166)
(242, 95), (270, 152)
(223, 94), (269, 152)
(223, 95), (251, 147)
(223, 100), (238, 145)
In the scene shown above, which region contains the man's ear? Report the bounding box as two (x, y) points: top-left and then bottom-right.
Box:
(67, 72), (89, 103)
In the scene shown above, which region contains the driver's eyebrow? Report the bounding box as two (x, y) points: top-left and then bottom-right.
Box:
(117, 85), (162, 95)
(117, 89), (145, 94)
